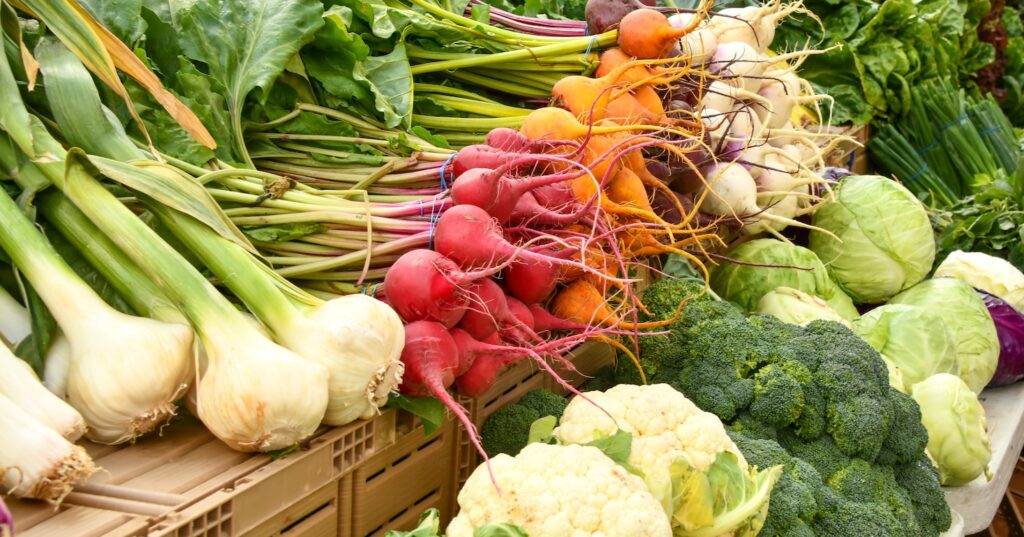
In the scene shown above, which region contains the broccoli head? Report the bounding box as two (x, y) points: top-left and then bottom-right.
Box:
(750, 361), (812, 427)
(480, 389), (567, 457)
(792, 383), (827, 441)
(876, 388), (929, 466)
(729, 411), (779, 441)
(894, 456), (953, 536)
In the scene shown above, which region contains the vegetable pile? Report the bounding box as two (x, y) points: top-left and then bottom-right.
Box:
(608, 281), (955, 536)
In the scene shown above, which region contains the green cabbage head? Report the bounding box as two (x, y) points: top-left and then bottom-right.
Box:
(756, 287), (851, 327)
(935, 250), (1024, 312)
(853, 304), (960, 391)
(889, 279), (1000, 393)
(809, 175), (935, 304)
(710, 239), (859, 320)
(911, 373), (992, 486)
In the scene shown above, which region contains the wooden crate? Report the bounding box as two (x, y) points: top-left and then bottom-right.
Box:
(7, 410), (397, 537)
(340, 412), (456, 537)
(823, 123), (871, 174)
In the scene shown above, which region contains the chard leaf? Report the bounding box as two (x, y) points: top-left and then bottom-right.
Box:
(304, 7), (414, 128)
(387, 394), (446, 436)
(77, 0), (147, 45)
(241, 223), (324, 243)
(177, 0), (324, 166)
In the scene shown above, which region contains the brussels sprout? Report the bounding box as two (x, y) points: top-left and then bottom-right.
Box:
(853, 304), (960, 391)
(810, 176), (935, 304)
(936, 250), (1024, 312)
(890, 279), (1000, 393)
(911, 374), (992, 486)
(710, 239), (859, 320)
(756, 287), (851, 327)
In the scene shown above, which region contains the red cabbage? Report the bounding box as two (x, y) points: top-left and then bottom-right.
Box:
(982, 291), (1024, 386)
(0, 495), (11, 537)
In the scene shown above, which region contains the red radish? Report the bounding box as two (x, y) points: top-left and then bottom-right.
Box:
(398, 320), (489, 470)
(505, 297), (536, 330)
(432, 205), (622, 284)
(532, 181), (577, 208)
(452, 331), (590, 398)
(504, 257), (561, 304)
(451, 328), (484, 376)
(452, 145), (549, 178)
(382, 248), (509, 327)
(458, 278), (540, 343)
(529, 304), (587, 333)
(507, 192), (594, 227)
(450, 166), (584, 222)
(485, 128), (579, 152)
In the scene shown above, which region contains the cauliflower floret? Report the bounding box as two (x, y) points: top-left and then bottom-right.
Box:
(447, 443), (671, 537)
(554, 384), (748, 512)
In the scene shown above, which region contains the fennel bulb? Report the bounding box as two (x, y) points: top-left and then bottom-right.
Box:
(0, 393), (96, 503)
(0, 188), (194, 444)
(155, 205), (406, 426)
(0, 344), (85, 441)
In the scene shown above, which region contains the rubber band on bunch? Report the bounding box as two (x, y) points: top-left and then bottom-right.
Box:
(440, 153), (457, 191)
(906, 163), (930, 185)
(939, 114), (969, 132)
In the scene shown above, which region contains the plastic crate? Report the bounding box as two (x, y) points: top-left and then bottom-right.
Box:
(340, 412), (456, 537)
(7, 410), (396, 537)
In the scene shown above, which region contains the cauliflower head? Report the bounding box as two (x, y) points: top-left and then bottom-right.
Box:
(447, 443), (671, 537)
(555, 384), (748, 503)
(553, 384), (782, 537)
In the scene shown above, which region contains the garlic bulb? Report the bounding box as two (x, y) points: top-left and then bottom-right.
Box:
(285, 295), (405, 425)
(0, 393), (97, 503)
(0, 344), (86, 440)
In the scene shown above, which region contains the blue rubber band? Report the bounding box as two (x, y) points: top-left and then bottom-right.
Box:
(939, 114), (969, 132)
(978, 126), (999, 137)
(440, 153), (457, 190)
(918, 141), (940, 153)
(584, 35), (599, 58)
(418, 199), (425, 217)
(906, 163), (930, 184)
(847, 150), (856, 171)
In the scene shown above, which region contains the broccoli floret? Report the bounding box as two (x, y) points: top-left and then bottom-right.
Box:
(828, 459), (921, 536)
(748, 313), (805, 347)
(782, 434), (850, 481)
(480, 405), (538, 457)
(826, 394), (893, 460)
(480, 389), (566, 457)
(729, 411), (778, 441)
(729, 433), (822, 532)
(812, 491), (908, 537)
(876, 388), (929, 466)
(760, 518), (816, 537)
(678, 351), (754, 420)
(792, 383), (827, 440)
(750, 361), (812, 427)
(517, 389), (568, 420)
(639, 277), (710, 322)
(894, 456), (953, 536)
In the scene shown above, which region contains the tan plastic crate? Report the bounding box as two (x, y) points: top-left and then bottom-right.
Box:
(7, 410), (396, 537)
(546, 341), (616, 396)
(823, 123), (871, 172)
(341, 412), (456, 537)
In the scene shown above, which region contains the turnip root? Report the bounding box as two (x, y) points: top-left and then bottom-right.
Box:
(709, 1), (806, 52)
